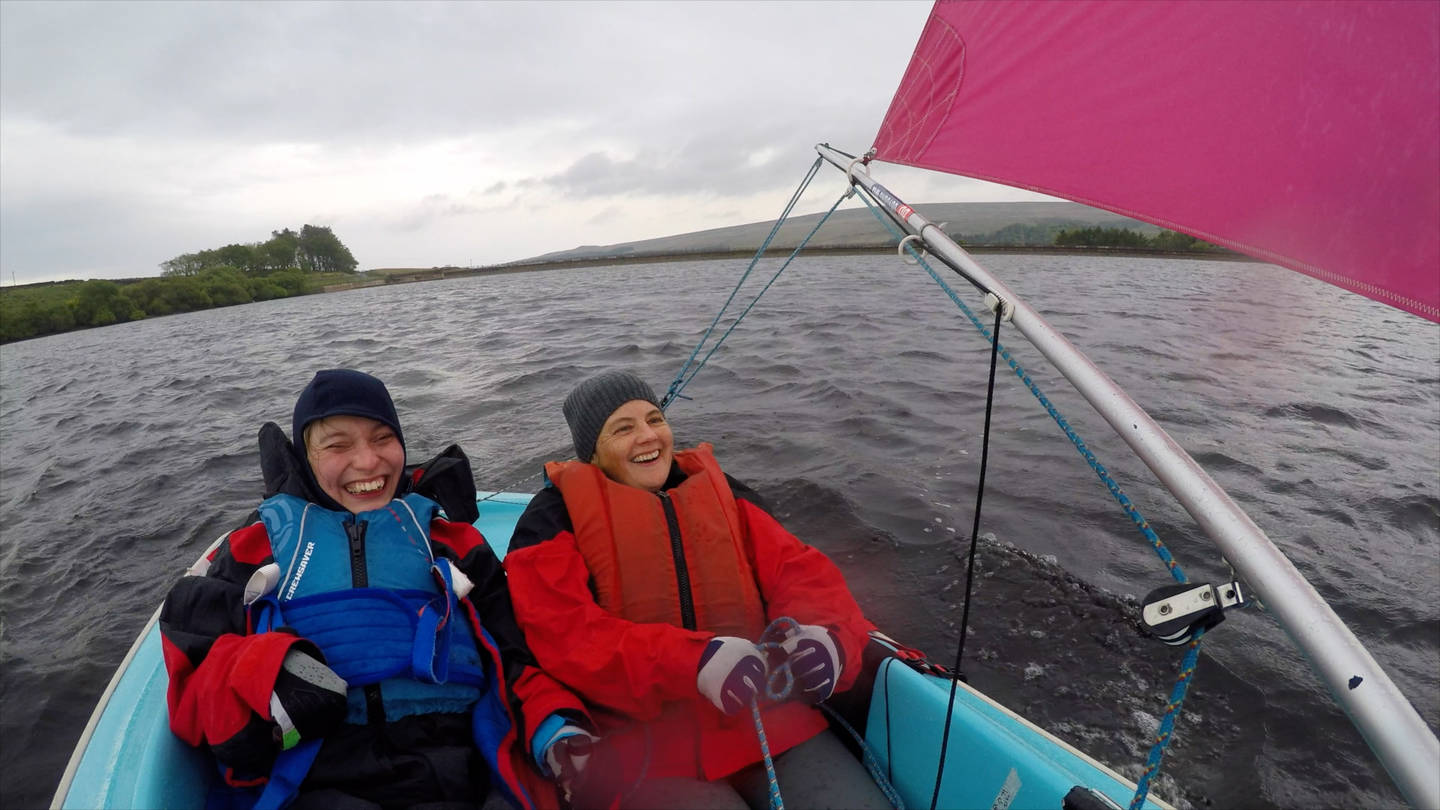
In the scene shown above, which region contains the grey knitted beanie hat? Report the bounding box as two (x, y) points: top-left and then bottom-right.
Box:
(563, 370), (661, 461)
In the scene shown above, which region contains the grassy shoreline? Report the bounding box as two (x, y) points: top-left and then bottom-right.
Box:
(3, 246), (1249, 344)
(371, 243), (1252, 285)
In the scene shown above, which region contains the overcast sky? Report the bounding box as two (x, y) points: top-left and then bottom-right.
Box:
(0, 0), (1050, 285)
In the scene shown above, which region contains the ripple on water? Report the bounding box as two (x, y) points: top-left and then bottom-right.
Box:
(0, 256), (1433, 810)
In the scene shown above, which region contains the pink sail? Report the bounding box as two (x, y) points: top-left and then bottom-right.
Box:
(874, 1), (1440, 323)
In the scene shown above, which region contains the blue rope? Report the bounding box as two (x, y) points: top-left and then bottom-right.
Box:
(851, 191), (1200, 810)
(748, 617), (906, 810)
(662, 159), (848, 410)
(820, 702), (907, 810)
(749, 699), (785, 810)
(757, 618), (800, 703)
(751, 617), (797, 810)
(1129, 633), (1203, 809)
(850, 192), (1189, 581)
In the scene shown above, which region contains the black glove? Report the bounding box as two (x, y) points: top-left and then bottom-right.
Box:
(545, 730), (597, 805)
(565, 734), (636, 810)
(269, 646), (348, 749)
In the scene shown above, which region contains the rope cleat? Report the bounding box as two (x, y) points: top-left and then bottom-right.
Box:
(1140, 581), (1248, 646)
(868, 630), (955, 678)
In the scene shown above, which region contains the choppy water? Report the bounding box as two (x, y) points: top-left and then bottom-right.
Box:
(2, 255), (1436, 809)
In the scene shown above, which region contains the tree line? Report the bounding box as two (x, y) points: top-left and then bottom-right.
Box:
(1, 225), (358, 343)
(162, 225), (357, 276)
(958, 223), (1219, 253)
(1052, 226), (1218, 252)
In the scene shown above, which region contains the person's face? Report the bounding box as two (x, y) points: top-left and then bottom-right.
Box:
(304, 415), (405, 513)
(591, 399), (673, 492)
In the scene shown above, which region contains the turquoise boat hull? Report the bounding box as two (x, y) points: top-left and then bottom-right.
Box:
(53, 493), (1167, 809)
(865, 658), (1162, 809)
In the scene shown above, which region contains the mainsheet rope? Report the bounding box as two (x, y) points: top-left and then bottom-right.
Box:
(850, 189), (1201, 810)
(930, 302), (1005, 810)
(748, 617), (907, 810)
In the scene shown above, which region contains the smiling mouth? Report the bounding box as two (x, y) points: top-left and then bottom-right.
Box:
(345, 477), (386, 495)
(631, 450), (660, 463)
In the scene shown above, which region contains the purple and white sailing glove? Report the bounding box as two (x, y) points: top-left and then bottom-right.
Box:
(779, 624), (843, 704)
(696, 636), (767, 715)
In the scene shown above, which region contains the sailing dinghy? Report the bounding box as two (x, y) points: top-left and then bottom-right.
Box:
(53, 2), (1437, 808)
(51, 492), (1175, 810)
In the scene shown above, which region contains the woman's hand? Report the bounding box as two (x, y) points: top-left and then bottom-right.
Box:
(268, 646), (348, 749)
(777, 624), (843, 704)
(544, 728), (597, 804)
(696, 636), (767, 715)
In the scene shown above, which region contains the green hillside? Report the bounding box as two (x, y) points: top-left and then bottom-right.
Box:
(507, 201), (1164, 266)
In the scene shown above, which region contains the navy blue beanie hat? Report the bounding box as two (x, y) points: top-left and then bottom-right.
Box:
(292, 369), (405, 453)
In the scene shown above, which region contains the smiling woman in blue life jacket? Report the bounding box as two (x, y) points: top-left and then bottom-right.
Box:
(160, 369), (594, 810)
(503, 370), (891, 810)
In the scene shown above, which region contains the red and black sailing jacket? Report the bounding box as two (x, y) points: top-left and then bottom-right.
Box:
(159, 424), (586, 809)
(504, 443), (876, 782)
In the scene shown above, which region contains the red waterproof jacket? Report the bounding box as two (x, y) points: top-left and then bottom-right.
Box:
(503, 444), (876, 782)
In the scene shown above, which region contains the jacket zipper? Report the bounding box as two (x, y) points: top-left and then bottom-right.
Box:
(345, 516), (384, 722)
(345, 517), (369, 588)
(658, 492), (697, 630)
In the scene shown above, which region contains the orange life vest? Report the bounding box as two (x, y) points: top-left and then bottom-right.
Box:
(537, 444), (831, 781)
(545, 444), (767, 639)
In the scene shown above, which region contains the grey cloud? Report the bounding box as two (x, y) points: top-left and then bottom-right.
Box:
(534, 113), (877, 201)
(585, 206), (624, 227)
(544, 152), (633, 194)
(387, 193), (483, 233)
(0, 1), (933, 282)
(1, 2), (912, 146)
(0, 193), (265, 281)
(3, 3), (569, 142)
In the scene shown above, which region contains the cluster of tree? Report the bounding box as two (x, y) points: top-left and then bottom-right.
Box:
(952, 223), (1219, 253)
(161, 225), (357, 277)
(2, 225), (363, 343)
(961, 222), (1072, 246)
(1053, 226), (1217, 252)
(0, 267), (315, 343)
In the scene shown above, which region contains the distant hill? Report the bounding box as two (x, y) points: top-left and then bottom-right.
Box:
(504, 201), (1160, 266)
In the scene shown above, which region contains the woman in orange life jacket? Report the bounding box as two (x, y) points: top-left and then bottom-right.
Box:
(503, 370), (891, 810)
(160, 369), (596, 810)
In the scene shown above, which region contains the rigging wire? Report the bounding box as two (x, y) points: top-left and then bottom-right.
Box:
(661, 160), (851, 410)
(662, 157), (821, 408)
(477, 474), (543, 504)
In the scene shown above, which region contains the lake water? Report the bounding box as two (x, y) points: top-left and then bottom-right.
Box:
(2, 254), (1436, 809)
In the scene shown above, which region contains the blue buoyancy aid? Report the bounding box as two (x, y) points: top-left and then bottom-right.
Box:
(226, 496), (540, 810)
(254, 493), (485, 724)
